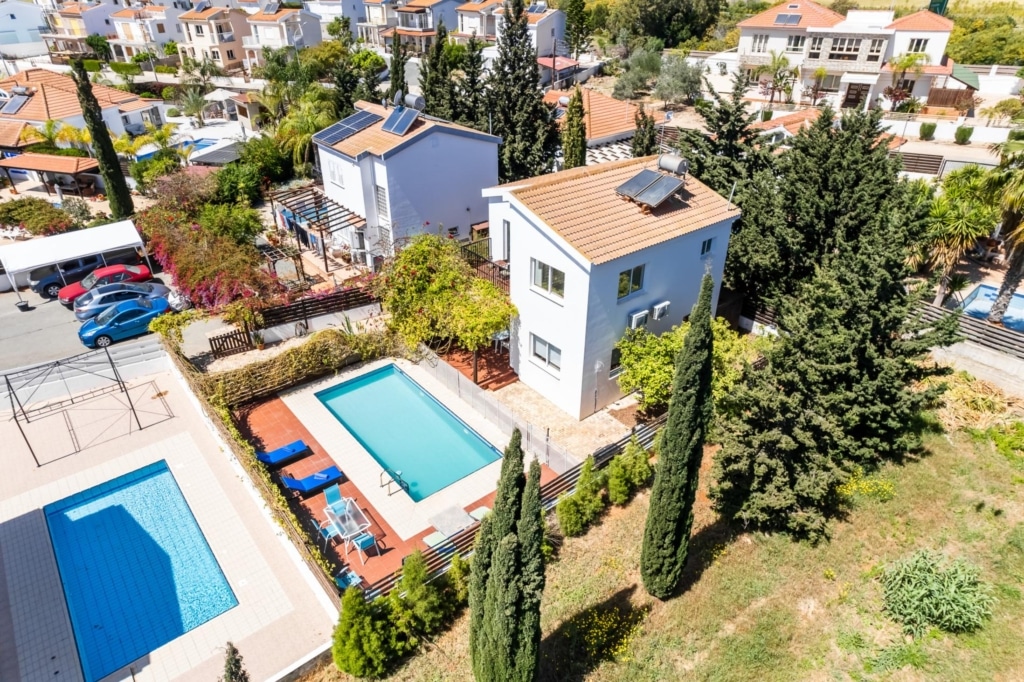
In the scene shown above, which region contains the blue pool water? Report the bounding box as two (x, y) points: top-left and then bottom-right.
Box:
(136, 138), (218, 162)
(961, 284), (1024, 332)
(316, 364), (502, 502)
(45, 461), (237, 682)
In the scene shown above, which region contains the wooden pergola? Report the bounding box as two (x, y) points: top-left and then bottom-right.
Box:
(269, 184), (366, 273)
(0, 153), (101, 198)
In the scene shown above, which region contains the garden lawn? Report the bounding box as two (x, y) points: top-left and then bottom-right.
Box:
(305, 429), (1024, 681)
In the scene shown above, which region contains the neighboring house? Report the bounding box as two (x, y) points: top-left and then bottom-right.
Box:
(275, 100), (499, 271)
(355, 0), (397, 47)
(494, 4), (564, 58)
(452, 0), (501, 43)
(230, 91), (265, 130)
(0, 0), (48, 59)
(727, 0), (972, 110)
(381, 0), (458, 54)
(178, 2), (251, 71)
(38, 0), (120, 61)
(303, 0), (363, 41)
(0, 68), (163, 137)
(0, 120), (31, 154)
(109, 5), (187, 62)
(484, 156), (740, 420)
(242, 7), (323, 70)
(750, 107), (906, 149)
(544, 88), (667, 148)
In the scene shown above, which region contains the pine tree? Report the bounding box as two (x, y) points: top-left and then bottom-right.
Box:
(477, 534), (521, 682)
(514, 459), (544, 682)
(420, 23), (456, 120)
(332, 587), (393, 678)
(561, 85), (587, 169)
(564, 0), (589, 58)
(640, 274), (714, 599)
(470, 428), (525, 678)
(489, 0), (558, 181)
(457, 34), (489, 131)
(221, 642), (250, 682)
(328, 58), (359, 118)
(387, 40), (408, 103)
(632, 103), (658, 157)
(70, 59), (133, 219)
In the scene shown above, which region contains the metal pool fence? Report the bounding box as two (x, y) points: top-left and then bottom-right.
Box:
(414, 346), (579, 474)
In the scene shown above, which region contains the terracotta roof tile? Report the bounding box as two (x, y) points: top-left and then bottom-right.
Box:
(327, 101), (496, 158)
(0, 69), (141, 122)
(737, 0), (844, 29)
(880, 60), (953, 76)
(249, 8), (299, 22)
(0, 152), (99, 174)
(543, 89), (666, 143)
(494, 7), (556, 23)
(0, 120), (28, 148)
(111, 6), (168, 18)
(504, 157), (740, 265)
(456, 0), (502, 12)
(180, 6), (226, 20)
(886, 10), (953, 31)
(406, 0), (446, 6)
(118, 98), (160, 112)
(751, 108), (819, 135)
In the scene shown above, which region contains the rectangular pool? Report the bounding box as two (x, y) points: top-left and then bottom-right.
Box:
(45, 461), (237, 682)
(316, 364), (502, 501)
(961, 283), (1024, 332)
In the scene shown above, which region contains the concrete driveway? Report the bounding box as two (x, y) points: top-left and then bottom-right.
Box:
(0, 288), (90, 371)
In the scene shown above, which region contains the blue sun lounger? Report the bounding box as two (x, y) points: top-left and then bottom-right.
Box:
(257, 440), (311, 467)
(281, 466), (343, 496)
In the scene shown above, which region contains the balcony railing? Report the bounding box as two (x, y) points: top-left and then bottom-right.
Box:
(215, 30), (235, 43)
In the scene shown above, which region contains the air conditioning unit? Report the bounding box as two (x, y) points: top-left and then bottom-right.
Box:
(653, 301), (670, 320)
(628, 310), (649, 329)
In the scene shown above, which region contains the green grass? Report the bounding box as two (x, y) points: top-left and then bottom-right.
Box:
(304, 423), (1024, 682)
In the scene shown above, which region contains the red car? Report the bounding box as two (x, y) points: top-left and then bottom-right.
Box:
(58, 264), (151, 305)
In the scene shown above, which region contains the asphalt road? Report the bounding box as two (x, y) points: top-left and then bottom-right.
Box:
(0, 288), (91, 371)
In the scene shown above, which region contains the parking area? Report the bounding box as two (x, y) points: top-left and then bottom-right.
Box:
(0, 288), (91, 370)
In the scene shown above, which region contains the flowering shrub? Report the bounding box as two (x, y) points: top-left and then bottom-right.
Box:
(0, 197), (77, 236)
(838, 466), (896, 503)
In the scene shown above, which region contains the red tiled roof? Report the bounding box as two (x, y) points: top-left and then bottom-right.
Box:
(886, 10), (954, 31)
(737, 0), (844, 29)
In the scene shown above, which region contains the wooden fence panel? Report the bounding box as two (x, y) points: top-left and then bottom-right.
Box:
(209, 328), (253, 358)
(260, 288), (378, 329)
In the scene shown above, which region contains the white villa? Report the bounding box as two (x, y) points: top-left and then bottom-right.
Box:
(109, 4), (187, 62)
(484, 156), (741, 420)
(276, 100), (499, 271)
(704, 0), (975, 110)
(0, 0), (48, 59)
(242, 6), (323, 70)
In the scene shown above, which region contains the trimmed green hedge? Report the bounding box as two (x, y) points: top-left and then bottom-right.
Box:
(82, 59), (102, 73)
(155, 65), (177, 74)
(919, 122), (937, 141)
(23, 143), (89, 158)
(110, 61), (142, 76)
(954, 125), (974, 145)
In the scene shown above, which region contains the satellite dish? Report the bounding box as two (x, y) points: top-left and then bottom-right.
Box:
(393, 89), (404, 107)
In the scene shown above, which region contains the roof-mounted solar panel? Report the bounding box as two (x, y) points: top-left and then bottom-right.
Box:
(381, 105), (420, 136)
(1, 95), (29, 116)
(633, 174), (684, 209)
(615, 169), (661, 199)
(312, 110), (382, 145)
(381, 105), (406, 134)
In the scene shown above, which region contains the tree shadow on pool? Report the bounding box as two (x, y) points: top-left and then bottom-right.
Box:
(538, 584), (650, 682)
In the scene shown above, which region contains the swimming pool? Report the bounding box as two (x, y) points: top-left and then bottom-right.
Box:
(45, 461), (237, 681)
(316, 364), (502, 502)
(135, 138), (218, 162)
(960, 284), (1024, 332)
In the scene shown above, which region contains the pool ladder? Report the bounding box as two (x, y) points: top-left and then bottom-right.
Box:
(380, 468), (410, 497)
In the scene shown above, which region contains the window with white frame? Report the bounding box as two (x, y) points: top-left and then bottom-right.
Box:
(808, 36), (823, 58)
(908, 38), (928, 53)
(194, 24), (203, 35)
(700, 237), (714, 256)
(617, 264), (644, 299)
(531, 335), (561, 371)
(895, 78), (916, 93)
(531, 259), (565, 298)
(327, 160), (344, 188)
(820, 74), (841, 92)
(828, 37), (861, 60)
(610, 347), (622, 378)
(751, 34), (769, 53)
(786, 35), (805, 53)
(502, 219), (510, 261)
(867, 38), (885, 61)
(375, 185), (389, 223)
(226, 49), (235, 59)
(211, 48), (220, 60)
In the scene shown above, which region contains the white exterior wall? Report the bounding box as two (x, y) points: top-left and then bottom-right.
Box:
(888, 29), (948, 64)
(531, 10), (565, 56)
(457, 12), (485, 36)
(431, 0), (459, 32)
(0, 0), (46, 58)
(319, 146), (369, 217)
(303, 0), (362, 38)
(737, 28), (800, 64)
(493, 193), (737, 419)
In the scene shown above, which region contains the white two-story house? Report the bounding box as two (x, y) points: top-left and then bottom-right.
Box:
(731, 0), (962, 110)
(453, 0), (501, 43)
(178, 2), (251, 71)
(243, 7), (323, 70)
(354, 0), (395, 47)
(484, 155), (740, 420)
(109, 5), (187, 62)
(492, 4), (564, 58)
(302, 0), (362, 41)
(274, 100), (499, 271)
(39, 0), (120, 61)
(0, 0), (48, 59)
(382, 0), (458, 53)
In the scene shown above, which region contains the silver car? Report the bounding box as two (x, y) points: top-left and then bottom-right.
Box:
(73, 282), (172, 321)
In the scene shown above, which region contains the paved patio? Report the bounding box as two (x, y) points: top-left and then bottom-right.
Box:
(0, 369), (335, 682)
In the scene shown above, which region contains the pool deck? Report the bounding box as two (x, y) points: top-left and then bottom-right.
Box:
(0, 370), (336, 682)
(240, 357), (560, 587)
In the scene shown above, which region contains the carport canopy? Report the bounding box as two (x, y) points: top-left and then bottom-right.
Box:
(0, 220), (149, 297)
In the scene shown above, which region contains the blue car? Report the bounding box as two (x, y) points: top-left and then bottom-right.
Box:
(78, 297), (170, 348)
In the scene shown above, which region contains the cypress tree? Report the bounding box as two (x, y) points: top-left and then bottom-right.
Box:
(489, 0), (558, 181)
(514, 459), (544, 682)
(632, 103), (658, 157)
(561, 85), (587, 169)
(387, 40), (408, 103)
(640, 274), (714, 599)
(70, 59), (133, 219)
(222, 642), (250, 682)
(477, 534), (521, 682)
(457, 34), (489, 132)
(420, 23), (456, 120)
(564, 0), (589, 58)
(470, 428), (525, 677)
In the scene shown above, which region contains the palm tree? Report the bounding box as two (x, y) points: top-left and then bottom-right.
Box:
(113, 132), (150, 161)
(178, 87), (209, 127)
(144, 122), (179, 152)
(277, 86), (338, 168)
(58, 125), (93, 155)
(927, 187), (997, 305)
(19, 119), (64, 146)
(180, 56), (225, 94)
(755, 51), (797, 108)
(888, 52), (930, 87)
(983, 155), (1024, 324)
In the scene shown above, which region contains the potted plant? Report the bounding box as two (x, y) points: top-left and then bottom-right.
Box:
(251, 330), (265, 350)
